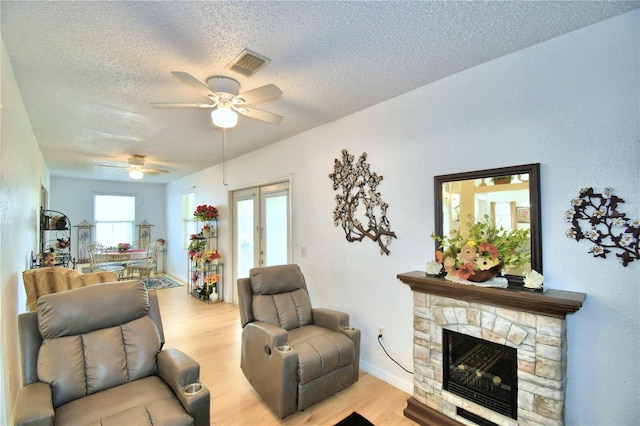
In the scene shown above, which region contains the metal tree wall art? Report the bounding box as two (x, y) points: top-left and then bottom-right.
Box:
(329, 149), (397, 255)
(565, 187), (639, 266)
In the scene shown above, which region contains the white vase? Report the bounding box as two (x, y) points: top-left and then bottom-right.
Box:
(209, 291), (219, 302)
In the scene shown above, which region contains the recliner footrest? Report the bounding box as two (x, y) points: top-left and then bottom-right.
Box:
(295, 331), (355, 385)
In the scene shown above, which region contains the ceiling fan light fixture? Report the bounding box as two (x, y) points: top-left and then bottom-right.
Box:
(211, 102), (238, 128)
(129, 169), (144, 180)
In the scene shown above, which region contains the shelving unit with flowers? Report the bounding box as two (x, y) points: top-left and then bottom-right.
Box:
(32, 208), (75, 268)
(188, 204), (223, 302)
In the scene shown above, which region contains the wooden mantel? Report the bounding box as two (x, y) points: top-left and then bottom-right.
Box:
(397, 271), (586, 319)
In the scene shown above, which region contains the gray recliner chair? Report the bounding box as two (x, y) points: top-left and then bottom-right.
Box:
(238, 264), (361, 418)
(14, 280), (210, 426)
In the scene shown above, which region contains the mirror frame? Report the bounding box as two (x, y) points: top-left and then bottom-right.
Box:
(434, 163), (542, 286)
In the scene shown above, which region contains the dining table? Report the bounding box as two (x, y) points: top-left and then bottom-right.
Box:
(104, 248), (149, 263)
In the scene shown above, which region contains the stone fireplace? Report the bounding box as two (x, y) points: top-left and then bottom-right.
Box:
(398, 271), (585, 426)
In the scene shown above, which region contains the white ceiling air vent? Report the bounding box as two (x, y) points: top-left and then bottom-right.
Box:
(226, 49), (270, 77)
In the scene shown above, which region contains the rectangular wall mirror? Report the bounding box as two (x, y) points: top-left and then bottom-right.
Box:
(434, 163), (542, 286)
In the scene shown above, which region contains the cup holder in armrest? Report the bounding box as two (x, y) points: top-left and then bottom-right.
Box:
(183, 383), (204, 395)
(277, 345), (292, 353)
(342, 325), (356, 332)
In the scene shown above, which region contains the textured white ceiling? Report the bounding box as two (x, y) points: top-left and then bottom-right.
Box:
(2, 1), (638, 183)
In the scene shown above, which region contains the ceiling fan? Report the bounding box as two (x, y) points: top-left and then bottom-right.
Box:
(152, 72), (283, 128)
(100, 155), (169, 179)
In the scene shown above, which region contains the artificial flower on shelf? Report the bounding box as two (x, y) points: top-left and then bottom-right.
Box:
(116, 243), (131, 252)
(194, 204), (218, 222)
(432, 214), (530, 282)
(192, 249), (222, 269)
(194, 273), (220, 301)
(40, 251), (57, 267)
(188, 234), (206, 259)
(55, 238), (70, 249)
(203, 273), (219, 287)
(204, 273), (220, 301)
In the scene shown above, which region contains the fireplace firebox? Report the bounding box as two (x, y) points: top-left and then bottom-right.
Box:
(443, 329), (518, 420)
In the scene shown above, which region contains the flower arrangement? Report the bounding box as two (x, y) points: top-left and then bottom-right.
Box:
(40, 251), (57, 267)
(192, 249), (222, 268)
(117, 242), (131, 252)
(188, 235), (207, 259)
(432, 214), (530, 281)
(203, 273), (219, 286)
(194, 204), (218, 221)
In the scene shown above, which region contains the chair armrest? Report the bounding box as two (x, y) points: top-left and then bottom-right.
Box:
(241, 322), (298, 418)
(14, 382), (54, 426)
(245, 321), (289, 350)
(313, 309), (361, 384)
(157, 348), (210, 426)
(313, 308), (350, 331)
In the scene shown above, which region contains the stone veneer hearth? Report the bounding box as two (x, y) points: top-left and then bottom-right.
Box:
(397, 271), (585, 426)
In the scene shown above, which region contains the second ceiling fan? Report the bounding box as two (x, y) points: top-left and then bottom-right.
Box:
(152, 71), (283, 128)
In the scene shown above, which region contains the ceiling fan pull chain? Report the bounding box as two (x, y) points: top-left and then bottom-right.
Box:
(222, 128), (228, 187)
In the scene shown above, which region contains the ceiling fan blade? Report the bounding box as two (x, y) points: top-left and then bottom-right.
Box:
(142, 168), (170, 175)
(151, 102), (215, 109)
(238, 107), (283, 125)
(99, 164), (127, 169)
(171, 71), (215, 98)
(236, 84), (282, 105)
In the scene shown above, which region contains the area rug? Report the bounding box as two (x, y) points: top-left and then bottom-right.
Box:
(144, 275), (183, 290)
(334, 411), (374, 426)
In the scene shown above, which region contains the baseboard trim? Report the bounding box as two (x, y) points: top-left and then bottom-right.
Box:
(359, 360), (413, 394)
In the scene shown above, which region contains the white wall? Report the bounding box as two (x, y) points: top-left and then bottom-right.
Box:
(0, 39), (50, 424)
(50, 176), (167, 258)
(167, 11), (639, 425)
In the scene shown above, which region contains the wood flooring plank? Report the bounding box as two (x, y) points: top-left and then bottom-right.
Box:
(155, 285), (417, 425)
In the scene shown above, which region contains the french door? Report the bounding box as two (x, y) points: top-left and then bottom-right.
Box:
(232, 181), (290, 300)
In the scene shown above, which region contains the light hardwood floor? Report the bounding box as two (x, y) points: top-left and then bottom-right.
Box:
(155, 284), (418, 425)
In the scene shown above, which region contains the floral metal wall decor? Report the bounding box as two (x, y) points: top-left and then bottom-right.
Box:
(565, 187), (639, 266)
(329, 149), (396, 255)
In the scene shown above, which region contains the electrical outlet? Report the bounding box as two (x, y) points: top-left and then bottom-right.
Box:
(377, 326), (384, 337)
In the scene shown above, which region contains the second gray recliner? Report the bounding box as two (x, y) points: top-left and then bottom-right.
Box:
(237, 264), (361, 418)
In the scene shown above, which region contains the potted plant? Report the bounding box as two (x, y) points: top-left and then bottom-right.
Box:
(491, 175), (513, 185)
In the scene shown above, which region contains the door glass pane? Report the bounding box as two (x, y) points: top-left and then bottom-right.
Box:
(236, 197), (255, 279)
(182, 192), (196, 249)
(264, 194), (287, 266)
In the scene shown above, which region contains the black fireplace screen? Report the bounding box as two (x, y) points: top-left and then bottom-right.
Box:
(443, 329), (518, 420)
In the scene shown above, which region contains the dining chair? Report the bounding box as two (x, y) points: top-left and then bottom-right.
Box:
(91, 243), (126, 280)
(87, 243), (101, 272)
(126, 242), (159, 284)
